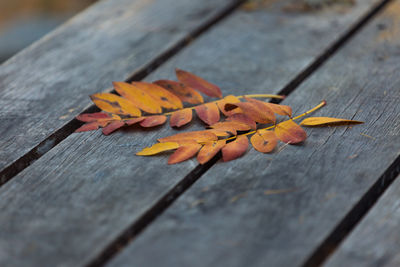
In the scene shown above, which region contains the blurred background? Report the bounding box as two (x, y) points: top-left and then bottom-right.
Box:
(0, 0), (97, 63)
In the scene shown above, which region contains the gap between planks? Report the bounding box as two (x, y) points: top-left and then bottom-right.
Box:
(0, 0), (245, 188)
(84, 0), (393, 266)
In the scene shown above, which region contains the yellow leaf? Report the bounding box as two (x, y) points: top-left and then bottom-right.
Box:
(136, 142), (180, 156)
(90, 93), (141, 116)
(300, 117), (363, 126)
(113, 82), (162, 114)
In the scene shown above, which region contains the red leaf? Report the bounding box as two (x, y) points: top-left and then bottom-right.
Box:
(125, 117), (145, 126)
(140, 115), (167, 127)
(102, 121), (125, 135)
(222, 135), (249, 162)
(170, 108), (193, 127)
(75, 122), (102, 133)
(195, 103), (220, 125)
(176, 68), (222, 98)
(76, 112), (111, 122)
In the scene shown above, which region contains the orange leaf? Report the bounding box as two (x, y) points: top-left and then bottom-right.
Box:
(90, 93), (141, 116)
(266, 103), (292, 117)
(300, 117), (364, 126)
(176, 68), (222, 98)
(102, 121), (125, 135)
(131, 82), (183, 109)
(197, 140), (226, 164)
(209, 121), (252, 135)
(222, 135), (249, 162)
(140, 115), (167, 127)
(216, 95), (241, 116)
(125, 117), (145, 125)
(113, 82), (162, 114)
(154, 80), (204, 104)
(250, 130), (278, 153)
(274, 120), (306, 144)
(76, 112), (111, 122)
(226, 113), (256, 130)
(170, 108), (193, 127)
(226, 102), (275, 124)
(168, 141), (202, 164)
(158, 130), (217, 143)
(136, 142), (180, 156)
(245, 97), (292, 117)
(206, 129), (231, 137)
(195, 103), (220, 125)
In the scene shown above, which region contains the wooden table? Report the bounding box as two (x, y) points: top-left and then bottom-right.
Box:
(0, 0), (399, 266)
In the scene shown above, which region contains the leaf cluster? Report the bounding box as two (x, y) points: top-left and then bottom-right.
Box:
(75, 69), (363, 165)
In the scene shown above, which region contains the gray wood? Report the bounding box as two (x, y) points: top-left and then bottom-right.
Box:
(325, 174), (400, 267)
(0, 0), (381, 266)
(107, 1), (400, 267)
(0, 0), (238, 182)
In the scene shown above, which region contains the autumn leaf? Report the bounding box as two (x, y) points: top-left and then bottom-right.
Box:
(176, 68), (222, 98)
(250, 130), (278, 153)
(274, 120), (307, 144)
(222, 135), (249, 162)
(154, 80), (204, 104)
(300, 117), (363, 126)
(197, 140), (226, 164)
(75, 121), (109, 133)
(140, 115), (167, 127)
(225, 101), (275, 124)
(170, 108), (193, 127)
(113, 81), (162, 114)
(102, 121), (125, 135)
(136, 142), (180, 156)
(90, 93), (141, 116)
(195, 102), (220, 125)
(209, 121), (252, 135)
(226, 113), (257, 130)
(168, 141), (202, 164)
(76, 112), (111, 122)
(131, 82), (183, 109)
(158, 130), (218, 143)
(216, 95), (241, 116)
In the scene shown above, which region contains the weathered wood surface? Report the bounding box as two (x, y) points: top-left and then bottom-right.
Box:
(0, 0), (240, 183)
(107, 1), (400, 267)
(0, 0), (383, 266)
(325, 174), (400, 267)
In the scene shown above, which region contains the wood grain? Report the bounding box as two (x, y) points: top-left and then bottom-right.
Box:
(0, 0), (240, 184)
(0, 0), (382, 266)
(325, 174), (400, 267)
(107, 1), (400, 267)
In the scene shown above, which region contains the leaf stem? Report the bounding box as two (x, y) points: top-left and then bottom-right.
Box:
(220, 100), (327, 142)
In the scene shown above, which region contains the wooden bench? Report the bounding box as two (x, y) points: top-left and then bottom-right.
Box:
(0, 0), (399, 266)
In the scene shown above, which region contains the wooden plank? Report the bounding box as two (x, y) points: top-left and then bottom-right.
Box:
(325, 174), (400, 267)
(0, 0), (241, 184)
(106, 1), (400, 267)
(0, 0), (382, 266)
